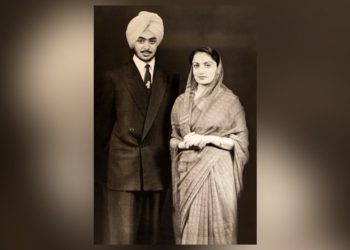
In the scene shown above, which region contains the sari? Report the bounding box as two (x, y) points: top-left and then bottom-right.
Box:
(170, 59), (249, 244)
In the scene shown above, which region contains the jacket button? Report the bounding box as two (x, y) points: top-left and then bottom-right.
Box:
(129, 128), (135, 133)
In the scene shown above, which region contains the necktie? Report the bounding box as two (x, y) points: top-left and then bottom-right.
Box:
(144, 64), (151, 93)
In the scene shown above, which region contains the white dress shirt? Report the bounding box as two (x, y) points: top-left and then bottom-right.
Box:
(133, 54), (155, 83)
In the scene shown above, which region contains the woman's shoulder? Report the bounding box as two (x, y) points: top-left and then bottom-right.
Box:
(220, 84), (239, 102)
(174, 92), (186, 105)
(171, 93), (186, 113)
(171, 93), (187, 121)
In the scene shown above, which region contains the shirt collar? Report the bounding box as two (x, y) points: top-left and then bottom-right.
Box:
(133, 54), (155, 72)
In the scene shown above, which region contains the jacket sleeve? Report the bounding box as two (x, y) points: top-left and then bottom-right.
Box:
(99, 71), (116, 152)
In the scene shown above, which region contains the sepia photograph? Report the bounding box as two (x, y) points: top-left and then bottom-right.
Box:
(2, 0), (350, 250)
(94, 5), (256, 245)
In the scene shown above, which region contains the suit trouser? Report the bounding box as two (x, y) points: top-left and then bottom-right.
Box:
(105, 189), (165, 244)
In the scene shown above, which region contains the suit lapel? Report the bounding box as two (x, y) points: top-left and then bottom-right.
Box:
(142, 66), (168, 140)
(123, 63), (148, 116)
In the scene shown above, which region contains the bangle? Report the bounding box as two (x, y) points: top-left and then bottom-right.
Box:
(219, 137), (223, 147)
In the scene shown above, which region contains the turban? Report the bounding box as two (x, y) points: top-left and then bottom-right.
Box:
(125, 11), (164, 49)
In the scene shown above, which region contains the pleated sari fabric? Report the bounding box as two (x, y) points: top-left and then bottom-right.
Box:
(170, 59), (249, 244)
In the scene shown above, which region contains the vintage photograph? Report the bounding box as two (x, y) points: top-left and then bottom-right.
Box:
(3, 1), (350, 249)
(94, 5), (256, 245)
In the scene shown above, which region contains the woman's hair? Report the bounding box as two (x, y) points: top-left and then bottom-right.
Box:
(189, 46), (220, 65)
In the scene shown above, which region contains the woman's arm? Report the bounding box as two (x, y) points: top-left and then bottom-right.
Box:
(183, 133), (234, 150)
(202, 135), (234, 150)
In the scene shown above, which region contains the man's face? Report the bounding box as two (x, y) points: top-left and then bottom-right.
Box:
(134, 30), (158, 62)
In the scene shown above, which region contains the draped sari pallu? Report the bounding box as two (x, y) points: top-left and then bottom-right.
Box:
(170, 68), (249, 244)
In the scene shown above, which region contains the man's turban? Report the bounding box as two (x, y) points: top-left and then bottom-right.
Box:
(125, 11), (164, 49)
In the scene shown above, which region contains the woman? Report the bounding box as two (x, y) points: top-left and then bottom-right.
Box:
(170, 47), (249, 244)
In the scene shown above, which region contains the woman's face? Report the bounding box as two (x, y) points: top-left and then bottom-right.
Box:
(192, 52), (218, 85)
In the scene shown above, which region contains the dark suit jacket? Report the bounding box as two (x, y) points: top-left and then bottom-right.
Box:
(104, 62), (179, 191)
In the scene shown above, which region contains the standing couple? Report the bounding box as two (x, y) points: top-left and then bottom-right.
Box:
(102, 11), (249, 245)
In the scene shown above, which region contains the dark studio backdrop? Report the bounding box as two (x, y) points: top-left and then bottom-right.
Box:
(94, 5), (256, 244)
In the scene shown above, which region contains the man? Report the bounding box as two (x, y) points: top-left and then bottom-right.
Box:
(103, 11), (179, 244)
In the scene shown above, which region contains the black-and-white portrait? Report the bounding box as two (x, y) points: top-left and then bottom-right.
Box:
(94, 5), (256, 245)
(2, 0), (350, 249)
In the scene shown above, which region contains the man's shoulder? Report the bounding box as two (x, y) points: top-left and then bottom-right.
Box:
(112, 62), (134, 73)
(105, 63), (134, 78)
